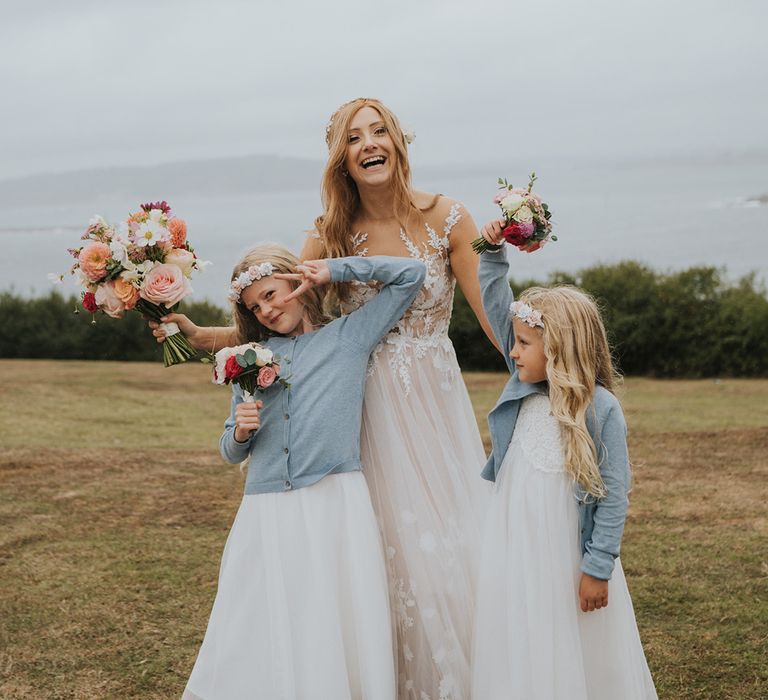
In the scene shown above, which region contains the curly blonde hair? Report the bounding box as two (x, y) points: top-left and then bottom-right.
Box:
(519, 286), (622, 499)
(230, 243), (331, 343)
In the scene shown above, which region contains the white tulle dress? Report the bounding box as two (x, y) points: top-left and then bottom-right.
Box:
(181, 472), (395, 700)
(341, 204), (489, 699)
(472, 393), (658, 700)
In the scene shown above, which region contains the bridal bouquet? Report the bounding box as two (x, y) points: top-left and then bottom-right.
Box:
(58, 201), (208, 366)
(211, 342), (289, 401)
(471, 173), (556, 254)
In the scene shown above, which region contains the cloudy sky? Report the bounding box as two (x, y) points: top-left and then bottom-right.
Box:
(1, 0), (766, 180)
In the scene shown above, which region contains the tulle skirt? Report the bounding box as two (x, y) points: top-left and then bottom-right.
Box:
(182, 472), (396, 700)
(360, 340), (489, 699)
(472, 421), (657, 700)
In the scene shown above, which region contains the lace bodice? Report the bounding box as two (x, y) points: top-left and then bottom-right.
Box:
(508, 394), (565, 474)
(336, 203), (463, 394)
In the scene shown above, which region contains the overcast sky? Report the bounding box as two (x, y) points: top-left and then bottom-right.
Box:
(1, 0), (766, 180)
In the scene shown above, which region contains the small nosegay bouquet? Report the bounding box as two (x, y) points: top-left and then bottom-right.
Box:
(210, 342), (289, 402)
(471, 172), (556, 254)
(55, 201), (209, 366)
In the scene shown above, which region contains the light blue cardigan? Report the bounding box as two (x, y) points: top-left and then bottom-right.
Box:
(479, 247), (631, 581)
(220, 255), (426, 495)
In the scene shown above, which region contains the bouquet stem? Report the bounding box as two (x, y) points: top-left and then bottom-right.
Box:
(471, 237), (496, 254)
(136, 299), (197, 367)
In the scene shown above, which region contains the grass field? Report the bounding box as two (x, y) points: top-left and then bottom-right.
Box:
(1, 359), (766, 699)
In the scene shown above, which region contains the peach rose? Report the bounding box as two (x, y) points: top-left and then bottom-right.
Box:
(94, 282), (126, 318)
(78, 242), (112, 282)
(113, 277), (140, 310)
(165, 248), (196, 277)
(140, 263), (192, 307)
(257, 366), (278, 388)
(168, 218), (187, 248)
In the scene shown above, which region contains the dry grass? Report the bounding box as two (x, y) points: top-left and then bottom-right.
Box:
(1, 361), (767, 698)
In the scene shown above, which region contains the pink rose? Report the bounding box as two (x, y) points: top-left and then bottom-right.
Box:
(94, 282), (126, 318)
(78, 242), (112, 282)
(257, 366), (278, 388)
(140, 263), (192, 307)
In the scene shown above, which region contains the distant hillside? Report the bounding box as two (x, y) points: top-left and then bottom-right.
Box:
(0, 154), (325, 207)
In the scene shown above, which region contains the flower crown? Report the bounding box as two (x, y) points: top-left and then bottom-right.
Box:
(228, 262), (274, 302)
(324, 98), (415, 148)
(510, 300), (544, 328)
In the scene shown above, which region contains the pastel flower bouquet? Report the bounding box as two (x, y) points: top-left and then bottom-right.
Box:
(58, 201), (208, 366)
(471, 172), (556, 254)
(210, 342), (289, 401)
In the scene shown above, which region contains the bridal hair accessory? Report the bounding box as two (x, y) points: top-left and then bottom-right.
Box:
(229, 263), (274, 302)
(510, 301), (544, 328)
(324, 98), (414, 148)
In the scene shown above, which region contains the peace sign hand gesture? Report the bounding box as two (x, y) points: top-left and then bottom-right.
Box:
(276, 260), (332, 302)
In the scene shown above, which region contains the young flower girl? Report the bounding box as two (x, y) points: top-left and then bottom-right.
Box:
(471, 221), (657, 699)
(182, 243), (424, 700)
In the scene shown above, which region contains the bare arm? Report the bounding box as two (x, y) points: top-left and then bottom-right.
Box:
(447, 205), (503, 354)
(151, 314), (238, 352)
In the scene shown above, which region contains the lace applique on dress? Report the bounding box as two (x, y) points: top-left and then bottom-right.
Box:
(511, 394), (565, 474)
(342, 203), (465, 396)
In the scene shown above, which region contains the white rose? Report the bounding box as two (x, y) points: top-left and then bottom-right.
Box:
(255, 346), (274, 367)
(500, 193), (525, 214)
(165, 248), (196, 277)
(512, 205), (534, 224)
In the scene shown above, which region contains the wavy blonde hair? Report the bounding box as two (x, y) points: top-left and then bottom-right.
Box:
(315, 98), (422, 301)
(230, 243), (331, 343)
(519, 286), (622, 499)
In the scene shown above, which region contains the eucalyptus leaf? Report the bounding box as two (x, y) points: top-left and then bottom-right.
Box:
(236, 354), (248, 368)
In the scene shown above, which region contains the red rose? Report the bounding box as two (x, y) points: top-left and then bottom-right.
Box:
(224, 355), (244, 381)
(82, 291), (98, 313)
(502, 221), (536, 246)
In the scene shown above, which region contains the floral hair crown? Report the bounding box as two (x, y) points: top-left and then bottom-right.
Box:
(510, 300), (544, 328)
(228, 262), (274, 302)
(324, 98), (415, 148)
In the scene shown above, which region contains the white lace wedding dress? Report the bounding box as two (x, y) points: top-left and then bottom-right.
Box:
(340, 204), (489, 700)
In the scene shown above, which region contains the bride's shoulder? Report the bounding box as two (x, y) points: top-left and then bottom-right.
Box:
(415, 192), (473, 234)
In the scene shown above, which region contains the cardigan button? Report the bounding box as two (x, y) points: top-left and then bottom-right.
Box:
(284, 413), (289, 420)
(284, 447), (289, 454)
(284, 480), (292, 490)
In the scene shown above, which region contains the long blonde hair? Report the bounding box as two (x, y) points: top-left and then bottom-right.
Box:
(520, 286), (622, 499)
(230, 243), (331, 343)
(315, 98), (422, 302)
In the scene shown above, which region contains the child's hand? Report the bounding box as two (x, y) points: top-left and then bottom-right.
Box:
(234, 400), (263, 442)
(579, 572), (609, 612)
(277, 260), (331, 301)
(478, 219), (507, 247)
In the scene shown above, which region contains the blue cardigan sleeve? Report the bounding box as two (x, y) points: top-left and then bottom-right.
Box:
(580, 401), (632, 579)
(219, 385), (254, 464)
(478, 247), (516, 373)
(326, 256), (426, 354)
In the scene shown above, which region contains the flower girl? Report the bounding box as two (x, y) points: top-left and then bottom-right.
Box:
(470, 221), (657, 699)
(182, 243), (424, 700)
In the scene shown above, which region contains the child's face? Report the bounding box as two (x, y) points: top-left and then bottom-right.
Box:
(510, 319), (547, 384)
(240, 276), (306, 336)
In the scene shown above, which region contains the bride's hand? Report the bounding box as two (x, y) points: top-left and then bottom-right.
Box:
(276, 260), (331, 302)
(479, 219), (507, 247)
(148, 313), (202, 348)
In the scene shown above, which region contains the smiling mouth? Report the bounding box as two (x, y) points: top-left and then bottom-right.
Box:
(361, 156), (386, 169)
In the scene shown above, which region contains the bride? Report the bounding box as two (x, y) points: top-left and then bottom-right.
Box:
(155, 98), (499, 699)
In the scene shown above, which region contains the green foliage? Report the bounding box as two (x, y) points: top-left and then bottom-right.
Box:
(3, 261), (767, 376)
(0, 291), (229, 362)
(449, 261), (768, 376)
